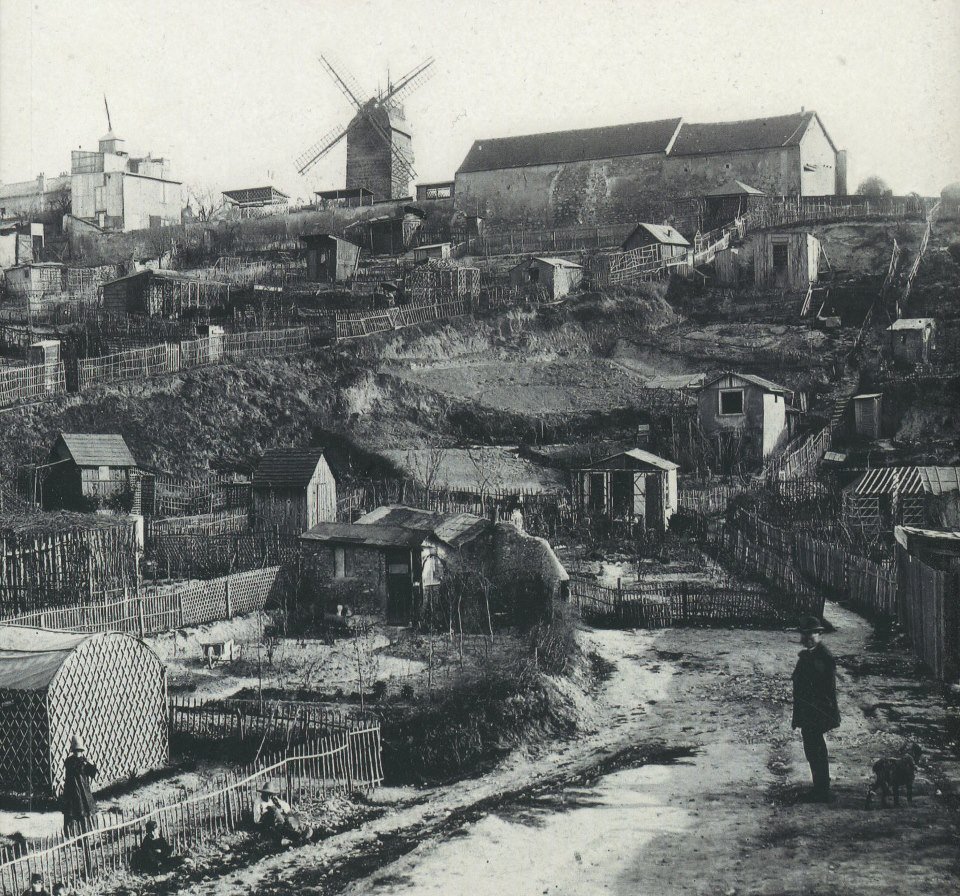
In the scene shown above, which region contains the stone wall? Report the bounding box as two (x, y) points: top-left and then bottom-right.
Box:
(302, 543), (387, 614)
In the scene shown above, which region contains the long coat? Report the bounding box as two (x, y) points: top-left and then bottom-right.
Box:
(62, 754), (98, 819)
(791, 642), (840, 732)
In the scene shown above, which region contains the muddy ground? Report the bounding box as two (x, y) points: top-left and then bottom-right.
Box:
(112, 601), (959, 896)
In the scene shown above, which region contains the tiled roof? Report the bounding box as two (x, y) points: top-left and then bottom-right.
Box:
(358, 505), (490, 548)
(457, 118), (683, 173)
(58, 433), (136, 467)
(253, 449), (327, 487)
(589, 448), (679, 472)
(623, 223), (691, 248)
(700, 372), (791, 395)
(670, 112), (816, 156)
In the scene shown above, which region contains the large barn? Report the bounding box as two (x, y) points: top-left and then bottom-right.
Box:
(454, 110), (843, 224)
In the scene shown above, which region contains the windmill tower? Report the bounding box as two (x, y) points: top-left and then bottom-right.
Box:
(295, 54), (435, 200)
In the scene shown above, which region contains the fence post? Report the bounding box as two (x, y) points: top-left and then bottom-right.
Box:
(177, 591), (184, 627)
(137, 593), (145, 639)
(225, 577), (233, 618)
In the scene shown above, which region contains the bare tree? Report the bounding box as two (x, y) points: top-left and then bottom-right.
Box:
(188, 185), (223, 222)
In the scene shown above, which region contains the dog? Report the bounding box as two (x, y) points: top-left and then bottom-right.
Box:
(866, 743), (922, 808)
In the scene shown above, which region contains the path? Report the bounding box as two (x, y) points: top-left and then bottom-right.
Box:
(169, 602), (959, 895)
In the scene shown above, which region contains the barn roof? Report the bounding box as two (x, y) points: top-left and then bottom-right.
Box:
(358, 505), (490, 548)
(845, 466), (960, 496)
(670, 111), (821, 156)
(253, 449), (327, 487)
(0, 627), (95, 691)
(57, 433), (136, 468)
(622, 223), (691, 248)
(457, 118), (684, 173)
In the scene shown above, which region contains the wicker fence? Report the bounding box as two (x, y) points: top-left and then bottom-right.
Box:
(147, 532), (299, 579)
(0, 566), (286, 637)
(334, 300), (469, 339)
(0, 361), (66, 408)
(146, 508), (250, 538)
(762, 426), (832, 481)
(0, 730), (381, 896)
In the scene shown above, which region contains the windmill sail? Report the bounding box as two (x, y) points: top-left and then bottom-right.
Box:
(295, 123), (348, 175)
(319, 54), (367, 110)
(382, 57), (435, 109)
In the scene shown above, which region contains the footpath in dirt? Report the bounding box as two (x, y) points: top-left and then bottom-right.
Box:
(166, 602), (958, 896)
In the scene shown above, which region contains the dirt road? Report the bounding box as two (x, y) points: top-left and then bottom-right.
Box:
(173, 602), (959, 896)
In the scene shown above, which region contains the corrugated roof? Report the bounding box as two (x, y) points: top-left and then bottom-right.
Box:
(0, 626), (92, 691)
(592, 448), (679, 471)
(457, 118), (684, 173)
(358, 505), (490, 548)
(887, 318), (935, 331)
(253, 449), (326, 487)
(847, 467), (960, 496)
(700, 372), (790, 395)
(58, 433), (136, 468)
(300, 521), (430, 548)
(671, 112), (815, 156)
(623, 223), (691, 248)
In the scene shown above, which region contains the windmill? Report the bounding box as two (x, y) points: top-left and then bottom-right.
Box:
(295, 54), (435, 201)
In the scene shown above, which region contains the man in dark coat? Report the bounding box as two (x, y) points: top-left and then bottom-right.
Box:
(62, 735), (98, 835)
(792, 615), (841, 802)
(131, 820), (175, 874)
(21, 872), (49, 896)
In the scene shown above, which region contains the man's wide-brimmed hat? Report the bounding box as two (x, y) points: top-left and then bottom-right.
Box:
(31, 873), (43, 883)
(69, 734), (85, 753)
(145, 819), (158, 831)
(259, 783), (278, 796)
(798, 615), (825, 633)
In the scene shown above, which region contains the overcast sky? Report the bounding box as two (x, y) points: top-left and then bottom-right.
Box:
(1, 0), (958, 202)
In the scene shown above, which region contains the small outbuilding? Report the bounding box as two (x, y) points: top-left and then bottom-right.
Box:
(42, 432), (140, 512)
(101, 269), (229, 318)
(886, 318), (936, 365)
(703, 180), (764, 230)
(750, 231), (821, 290)
(252, 448), (337, 534)
(0, 627), (168, 797)
(574, 448), (679, 530)
(620, 223), (691, 260)
(697, 372), (797, 463)
(508, 257), (583, 301)
(3, 262), (67, 299)
(412, 242), (451, 264)
(299, 233), (362, 283)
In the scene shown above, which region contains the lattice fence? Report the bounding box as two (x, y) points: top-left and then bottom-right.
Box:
(0, 362), (66, 408)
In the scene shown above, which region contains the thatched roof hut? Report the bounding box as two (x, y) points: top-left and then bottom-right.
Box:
(0, 626), (167, 797)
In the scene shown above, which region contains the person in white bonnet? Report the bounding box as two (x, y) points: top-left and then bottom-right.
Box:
(509, 497), (525, 532)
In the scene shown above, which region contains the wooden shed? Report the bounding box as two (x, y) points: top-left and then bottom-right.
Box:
(42, 433), (140, 513)
(252, 448), (337, 534)
(0, 627), (168, 797)
(574, 448), (678, 531)
(621, 223), (691, 260)
(703, 180), (764, 230)
(412, 243), (452, 263)
(751, 231), (821, 290)
(101, 270), (230, 318)
(508, 257), (583, 301)
(886, 318), (936, 365)
(852, 393), (882, 439)
(299, 233), (361, 283)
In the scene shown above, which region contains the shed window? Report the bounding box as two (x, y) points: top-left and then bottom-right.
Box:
(98, 465), (111, 481)
(719, 389), (744, 416)
(772, 243), (788, 271)
(334, 546), (354, 578)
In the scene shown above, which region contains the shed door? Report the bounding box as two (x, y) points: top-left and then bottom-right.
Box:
(385, 549), (414, 624)
(588, 473), (606, 512)
(645, 474), (663, 530)
(611, 471), (633, 517)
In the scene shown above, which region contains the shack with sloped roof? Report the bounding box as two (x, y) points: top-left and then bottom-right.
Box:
(41, 432), (139, 512)
(508, 257), (582, 300)
(252, 448), (337, 534)
(0, 626), (167, 797)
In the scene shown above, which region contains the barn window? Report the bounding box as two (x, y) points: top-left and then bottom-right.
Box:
(772, 243), (789, 271)
(719, 389), (744, 416)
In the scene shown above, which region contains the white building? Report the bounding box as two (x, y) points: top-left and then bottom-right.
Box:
(70, 130), (181, 232)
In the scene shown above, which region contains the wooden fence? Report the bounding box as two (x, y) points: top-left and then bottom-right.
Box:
(0, 361), (66, 408)
(77, 327), (311, 390)
(898, 201), (940, 314)
(0, 566), (286, 637)
(896, 547), (959, 681)
(0, 729), (381, 896)
(334, 300), (469, 339)
(569, 575), (785, 628)
(762, 426), (832, 481)
(146, 531), (299, 579)
(146, 508), (250, 538)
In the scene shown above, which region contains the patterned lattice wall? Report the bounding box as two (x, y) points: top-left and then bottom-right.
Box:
(45, 635), (168, 795)
(0, 691), (49, 796)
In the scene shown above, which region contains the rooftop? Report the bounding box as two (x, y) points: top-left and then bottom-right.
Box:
(670, 111), (824, 156)
(701, 371), (791, 395)
(55, 433), (136, 468)
(888, 318), (935, 331)
(358, 505), (490, 548)
(623, 222), (691, 248)
(253, 448), (327, 487)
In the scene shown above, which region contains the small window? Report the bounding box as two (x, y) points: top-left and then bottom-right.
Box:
(98, 465), (111, 481)
(334, 546), (354, 578)
(719, 389), (744, 416)
(772, 243), (789, 271)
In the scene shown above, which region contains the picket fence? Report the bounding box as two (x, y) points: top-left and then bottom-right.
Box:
(0, 566), (284, 637)
(0, 730), (380, 896)
(569, 575), (781, 628)
(77, 327), (311, 390)
(763, 426), (832, 481)
(146, 508), (250, 538)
